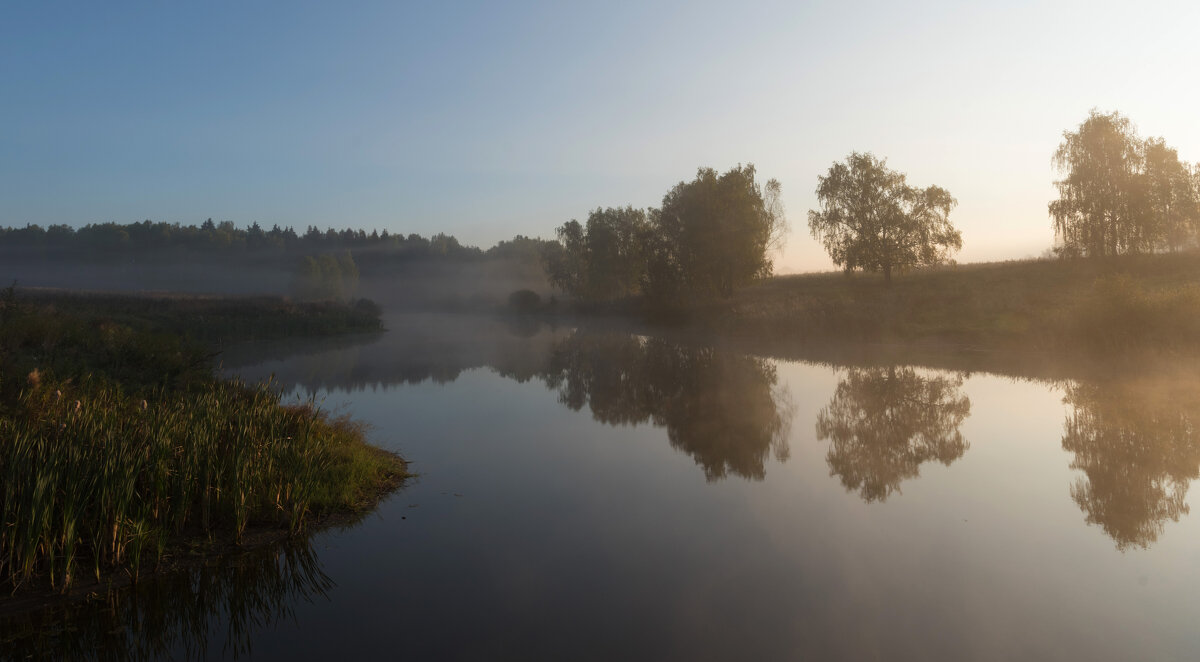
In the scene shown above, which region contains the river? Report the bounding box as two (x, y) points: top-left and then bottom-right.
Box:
(5, 313), (1200, 661)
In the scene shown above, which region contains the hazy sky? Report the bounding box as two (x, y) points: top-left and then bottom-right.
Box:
(3, 1), (1197, 273)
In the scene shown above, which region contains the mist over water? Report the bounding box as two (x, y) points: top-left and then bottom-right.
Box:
(0, 239), (550, 311)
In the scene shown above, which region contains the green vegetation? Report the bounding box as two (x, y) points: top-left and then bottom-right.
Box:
(0, 218), (547, 266)
(8, 290), (382, 349)
(293, 250), (361, 301)
(808, 152), (962, 284)
(703, 253), (1200, 354)
(0, 219), (555, 310)
(506, 289), (544, 313)
(0, 291), (406, 594)
(544, 164), (786, 304)
(544, 206), (651, 303)
(1050, 109), (1200, 257)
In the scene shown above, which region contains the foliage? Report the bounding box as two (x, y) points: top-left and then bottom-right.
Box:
(808, 152), (961, 283)
(1049, 109), (1200, 257)
(543, 207), (652, 302)
(1144, 138), (1200, 252)
(1, 291), (382, 362)
(293, 250), (360, 301)
(0, 219), (532, 262)
(654, 165), (787, 299)
(0, 295), (404, 593)
(0, 220), (558, 304)
(545, 165), (787, 304)
(507, 289), (543, 313)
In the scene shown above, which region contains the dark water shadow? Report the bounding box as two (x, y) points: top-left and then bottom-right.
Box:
(0, 540), (331, 662)
(220, 313), (571, 392)
(534, 331), (795, 481)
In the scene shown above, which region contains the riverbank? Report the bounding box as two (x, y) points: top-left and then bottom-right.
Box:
(0, 290), (408, 600)
(670, 252), (1200, 356)
(10, 287), (384, 343)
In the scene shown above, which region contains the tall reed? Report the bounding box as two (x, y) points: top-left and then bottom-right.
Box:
(0, 376), (386, 593)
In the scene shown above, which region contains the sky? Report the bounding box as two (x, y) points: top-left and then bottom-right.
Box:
(2, 0), (1197, 273)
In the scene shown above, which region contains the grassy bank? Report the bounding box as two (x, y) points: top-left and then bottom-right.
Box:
(0, 291), (406, 595)
(694, 253), (1200, 354)
(11, 288), (383, 345)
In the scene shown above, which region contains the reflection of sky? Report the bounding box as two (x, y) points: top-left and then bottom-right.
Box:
(207, 353), (1200, 660)
(5, 2), (1199, 272)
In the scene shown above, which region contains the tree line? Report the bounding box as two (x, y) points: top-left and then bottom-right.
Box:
(547, 108), (1199, 301)
(5, 107), (1195, 302)
(0, 218), (551, 264)
(0, 219), (555, 303)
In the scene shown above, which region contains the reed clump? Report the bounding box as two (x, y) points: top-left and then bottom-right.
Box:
(0, 290), (405, 594)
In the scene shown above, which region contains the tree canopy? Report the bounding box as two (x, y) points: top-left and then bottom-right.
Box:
(543, 164), (787, 303)
(807, 152), (961, 283)
(655, 165), (787, 298)
(1049, 109), (1200, 257)
(543, 207), (651, 302)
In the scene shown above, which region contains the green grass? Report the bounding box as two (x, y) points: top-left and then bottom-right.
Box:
(9, 289), (384, 345)
(698, 252), (1200, 354)
(0, 291), (405, 594)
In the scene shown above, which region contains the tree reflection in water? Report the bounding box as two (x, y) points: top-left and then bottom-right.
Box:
(1062, 379), (1200, 550)
(0, 540), (332, 661)
(816, 367), (971, 503)
(537, 333), (793, 481)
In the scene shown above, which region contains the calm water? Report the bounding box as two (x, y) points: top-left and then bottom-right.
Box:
(6, 314), (1200, 661)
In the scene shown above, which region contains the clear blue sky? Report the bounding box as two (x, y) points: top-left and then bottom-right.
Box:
(3, 0), (1197, 272)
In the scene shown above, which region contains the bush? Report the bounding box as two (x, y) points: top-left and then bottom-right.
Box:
(508, 289), (542, 313)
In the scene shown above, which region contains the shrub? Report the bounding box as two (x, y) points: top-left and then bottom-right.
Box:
(507, 289), (542, 313)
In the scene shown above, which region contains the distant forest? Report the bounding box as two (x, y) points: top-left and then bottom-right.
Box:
(0, 220), (554, 308)
(0, 218), (549, 263)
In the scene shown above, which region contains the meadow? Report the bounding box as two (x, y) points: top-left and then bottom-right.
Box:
(696, 252), (1200, 355)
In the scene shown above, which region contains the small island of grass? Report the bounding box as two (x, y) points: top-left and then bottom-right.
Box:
(0, 289), (407, 598)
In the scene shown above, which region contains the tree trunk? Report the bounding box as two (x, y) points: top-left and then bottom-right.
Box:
(883, 263), (892, 285)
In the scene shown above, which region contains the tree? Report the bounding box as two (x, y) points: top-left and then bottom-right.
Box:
(335, 250), (359, 299)
(1049, 110), (1148, 257)
(292, 250), (358, 300)
(544, 207), (652, 302)
(808, 152), (960, 284)
(1144, 137), (1200, 252)
(653, 164), (787, 299)
(1049, 109), (1200, 256)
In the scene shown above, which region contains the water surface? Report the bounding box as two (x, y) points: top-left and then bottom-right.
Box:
(7, 313), (1200, 661)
